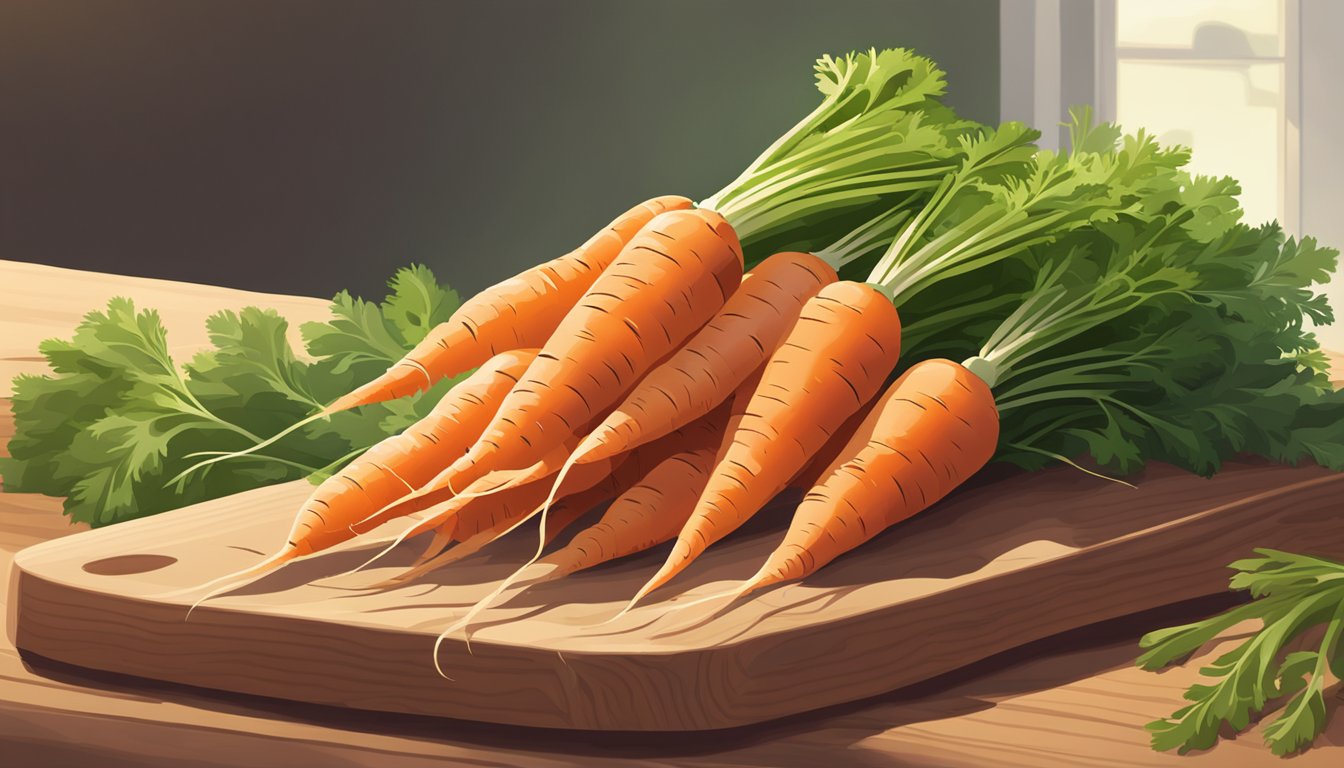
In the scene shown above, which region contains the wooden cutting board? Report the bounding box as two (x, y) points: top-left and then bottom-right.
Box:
(10, 459), (1344, 732)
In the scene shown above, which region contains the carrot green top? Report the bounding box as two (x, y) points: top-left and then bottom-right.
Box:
(700, 48), (978, 265)
(942, 114), (1344, 477)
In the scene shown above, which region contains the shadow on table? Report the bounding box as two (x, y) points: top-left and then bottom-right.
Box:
(19, 593), (1246, 768)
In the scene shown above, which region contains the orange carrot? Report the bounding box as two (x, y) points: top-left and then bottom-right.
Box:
(368, 476), (623, 589)
(397, 484), (605, 582)
(394, 401), (734, 584)
(350, 433), (596, 572)
(569, 251), (836, 466)
(626, 281), (902, 606)
(449, 456), (617, 542)
(422, 442), (720, 609)
(787, 396), (876, 489)
(171, 348), (536, 603)
(541, 444), (717, 579)
(435, 207), (743, 496)
(326, 195), (692, 413)
(348, 439), (574, 537)
(539, 480), (628, 547)
(351, 441), (625, 587)
(732, 358), (999, 598)
(426, 402), (735, 645)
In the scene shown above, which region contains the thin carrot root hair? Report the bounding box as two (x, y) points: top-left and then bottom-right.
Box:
(369, 465), (618, 590)
(339, 506), (450, 577)
(170, 347), (539, 607)
(427, 454), (579, 660)
(342, 459), (521, 537)
(640, 577), (760, 633)
(431, 405), (734, 664)
(376, 441), (635, 589)
(348, 441), (618, 580)
(162, 548), (301, 616)
(167, 409), (332, 487)
(1004, 442), (1137, 488)
(369, 528), (485, 589)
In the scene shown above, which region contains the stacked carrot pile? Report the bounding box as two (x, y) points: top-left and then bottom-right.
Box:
(184, 51), (1344, 650)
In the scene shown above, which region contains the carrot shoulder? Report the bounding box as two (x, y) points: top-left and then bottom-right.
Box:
(629, 281), (902, 604)
(326, 195), (692, 413)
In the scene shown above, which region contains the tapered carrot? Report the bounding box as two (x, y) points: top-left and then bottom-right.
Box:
(390, 447), (625, 569)
(169, 349), (536, 604)
(625, 281), (902, 607)
(326, 195), (692, 413)
(730, 358), (999, 598)
(348, 439), (573, 537)
(543, 444), (718, 579)
(391, 484), (607, 583)
(376, 461), (638, 588)
(425, 443), (720, 612)
(430, 401), (734, 644)
(344, 441), (620, 586)
(448, 456), (618, 543)
(348, 435), (598, 577)
(433, 207), (743, 497)
(570, 251), (837, 466)
(398, 401), (734, 584)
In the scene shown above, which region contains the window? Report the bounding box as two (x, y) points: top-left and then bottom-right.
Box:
(1002, 0), (1344, 349)
(1110, 0), (1295, 228)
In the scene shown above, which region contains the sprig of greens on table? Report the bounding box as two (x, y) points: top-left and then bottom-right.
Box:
(1139, 550), (1344, 757)
(0, 266), (465, 527)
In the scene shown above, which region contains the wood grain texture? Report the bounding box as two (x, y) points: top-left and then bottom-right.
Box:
(0, 259), (330, 384)
(13, 457), (1344, 731)
(4, 260), (1343, 764)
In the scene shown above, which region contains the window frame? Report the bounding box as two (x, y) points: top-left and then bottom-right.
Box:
(1001, 0), (1301, 232)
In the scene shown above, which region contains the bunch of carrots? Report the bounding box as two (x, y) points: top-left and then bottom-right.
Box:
(179, 51), (1344, 668)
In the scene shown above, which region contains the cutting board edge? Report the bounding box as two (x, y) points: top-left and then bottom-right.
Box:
(12, 466), (1344, 731)
(10, 465), (1344, 731)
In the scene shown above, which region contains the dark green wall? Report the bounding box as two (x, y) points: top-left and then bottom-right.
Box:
(2, 0), (1000, 300)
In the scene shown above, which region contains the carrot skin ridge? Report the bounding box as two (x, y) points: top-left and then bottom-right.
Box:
(788, 393), (878, 490)
(424, 441), (719, 612)
(572, 251), (837, 466)
(437, 207), (744, 501)
(371, 456), (623, 589)
(460, 402), (731, 571)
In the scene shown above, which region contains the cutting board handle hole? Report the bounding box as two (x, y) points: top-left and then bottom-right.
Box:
(82, 554), (178, 576)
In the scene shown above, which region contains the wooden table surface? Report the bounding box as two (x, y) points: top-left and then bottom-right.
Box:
(3, 259), (1342, 767)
